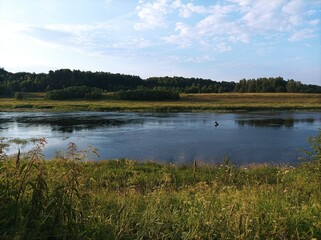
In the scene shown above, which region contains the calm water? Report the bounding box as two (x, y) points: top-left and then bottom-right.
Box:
(1, 111), (320, 165)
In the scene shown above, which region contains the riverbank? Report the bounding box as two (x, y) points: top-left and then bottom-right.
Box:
(1, 152), (321, 239)
(1, 93), (321, 112)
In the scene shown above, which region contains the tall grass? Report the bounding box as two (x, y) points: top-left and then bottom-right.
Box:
(0, 132), (321, 239)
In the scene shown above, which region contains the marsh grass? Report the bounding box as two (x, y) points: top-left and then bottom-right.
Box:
(0, 133), (321, 239)
(0, 93), (321, 111)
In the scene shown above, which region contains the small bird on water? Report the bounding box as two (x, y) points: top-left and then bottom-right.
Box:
(214, 121), (219, 127)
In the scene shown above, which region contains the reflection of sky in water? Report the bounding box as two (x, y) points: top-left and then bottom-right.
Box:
(0, 111), (320, 165)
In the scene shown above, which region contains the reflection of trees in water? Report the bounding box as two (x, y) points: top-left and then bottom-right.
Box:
(0, 118), (13, 129)
(236, 118), (315, 128)
(14, 116), (141, 133)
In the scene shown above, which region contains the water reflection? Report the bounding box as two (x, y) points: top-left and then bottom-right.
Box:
(0, 111), (320, 164)
(6, 113), (142, 133)
(236, 117), (315, 128)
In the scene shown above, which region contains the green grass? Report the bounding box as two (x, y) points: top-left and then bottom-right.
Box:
(1, 92), (321, 111)
(1, 134), (321, 239)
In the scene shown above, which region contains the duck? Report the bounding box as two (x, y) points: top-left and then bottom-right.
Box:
(214, 121), (219, 127)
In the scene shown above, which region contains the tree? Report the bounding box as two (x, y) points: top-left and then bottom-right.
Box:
(46, 86), (103, 100)
(286, 80), (302, 93)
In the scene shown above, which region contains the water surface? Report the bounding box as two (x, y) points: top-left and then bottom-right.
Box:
(1, 111), (320, 165)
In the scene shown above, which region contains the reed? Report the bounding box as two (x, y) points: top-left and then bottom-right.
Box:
(0, 131), (321, 239)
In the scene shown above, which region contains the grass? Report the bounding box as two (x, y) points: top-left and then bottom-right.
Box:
(1, 133), (321, 239)
(1, 92), (321, 112)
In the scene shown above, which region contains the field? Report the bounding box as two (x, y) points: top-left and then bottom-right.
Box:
(0, 133), (321, 239)
(0, 92), (321, 111)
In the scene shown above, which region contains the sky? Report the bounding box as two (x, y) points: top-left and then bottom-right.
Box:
(0, 0), (320, 85)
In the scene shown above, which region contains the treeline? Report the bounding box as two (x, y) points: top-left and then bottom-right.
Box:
(1, 68), (321, 97)
(0, 68), (141, 94)
(234, 77), (321, 93)
(144, 77), (235, 93)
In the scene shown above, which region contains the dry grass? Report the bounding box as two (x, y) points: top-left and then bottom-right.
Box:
(1, 93), (321, 112)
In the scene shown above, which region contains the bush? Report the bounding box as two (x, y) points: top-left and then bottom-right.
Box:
(301, 130), (321, 179)
(45, 86), (103, 100)
(115, 89), (180, 101)
(14, 92), (25, 100)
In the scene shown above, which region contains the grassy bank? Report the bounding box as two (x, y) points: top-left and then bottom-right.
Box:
(1, 134), (321, 239)
(1, 93), (321, 112)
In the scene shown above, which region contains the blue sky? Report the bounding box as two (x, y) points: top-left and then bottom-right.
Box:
(0, 0), (320, 85)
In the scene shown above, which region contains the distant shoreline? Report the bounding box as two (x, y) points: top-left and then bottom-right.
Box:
(1, 92), (321, 112)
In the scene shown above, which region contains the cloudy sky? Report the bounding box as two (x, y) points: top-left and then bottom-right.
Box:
(0, 0), (320, 84)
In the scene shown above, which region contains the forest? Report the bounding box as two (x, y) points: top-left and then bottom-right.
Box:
(1, 68), (321, 97)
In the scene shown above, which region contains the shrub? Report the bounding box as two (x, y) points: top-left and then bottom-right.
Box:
(301, 130), (321, 185)
(14, 92), (25, 101)
(45, 86), (103, 100)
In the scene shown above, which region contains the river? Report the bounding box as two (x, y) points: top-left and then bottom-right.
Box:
(1, 111), (320, 165)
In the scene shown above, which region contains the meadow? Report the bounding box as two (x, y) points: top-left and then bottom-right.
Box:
(0, 132), (321, 239)
(0, 92), (321, 112)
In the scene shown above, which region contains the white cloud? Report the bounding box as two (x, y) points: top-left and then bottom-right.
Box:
(282, 0), (305, 26)
(282, 0), (304, 15)
(160, 0), (320, 49)
(196, 10), (247, 40)
(227, 0), (253, 6)
(0, 21), (118, 61)
(242, 1), (287, 31)
(164, 22), (193, 47)
(289, 28), (316, 41)
(172, 0), (207, 18)
(21, 23), (112, 51)
(309, 19), (320, 26)
(134, 0), (171, 29)
(164, 4), (249, 48)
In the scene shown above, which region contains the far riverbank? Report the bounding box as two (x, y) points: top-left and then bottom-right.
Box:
(0, 93), (321, 112)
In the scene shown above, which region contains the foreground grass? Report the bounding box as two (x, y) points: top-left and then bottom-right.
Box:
(1, 139), (321, 239)
(1, 93), (321, 111)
